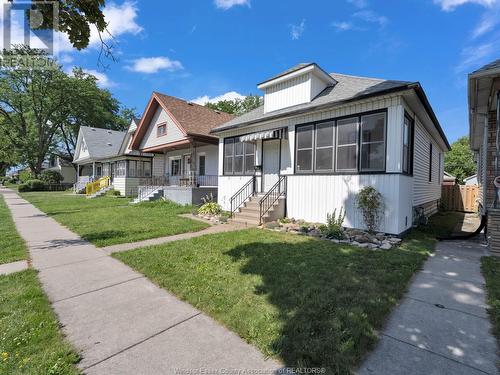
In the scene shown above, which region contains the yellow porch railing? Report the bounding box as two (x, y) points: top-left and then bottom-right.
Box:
(85, 176), (111, 196)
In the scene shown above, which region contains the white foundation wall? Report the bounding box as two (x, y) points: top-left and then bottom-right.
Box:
(113, 177), (141, 197)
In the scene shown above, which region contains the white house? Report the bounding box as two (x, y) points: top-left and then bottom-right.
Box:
(129, 92), (234, 204)
(46, 155), (76, 183)
(464, 174), (478, 185)
(73, 120), (154, 196)
(211, 63), (450, 235)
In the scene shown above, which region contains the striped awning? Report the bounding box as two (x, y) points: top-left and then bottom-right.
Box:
(239, 128), (287, 142)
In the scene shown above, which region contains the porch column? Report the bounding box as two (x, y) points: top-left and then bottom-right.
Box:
(92, 162), (95, 179)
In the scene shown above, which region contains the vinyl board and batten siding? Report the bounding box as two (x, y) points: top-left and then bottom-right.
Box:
(264, 73), (311, 113)
(139, 106), (185, 149)
(152, 154), (165, 177)
(412, 118), (443, 211)
(286, 174), (411, 235)
(113, 177), (141, 197)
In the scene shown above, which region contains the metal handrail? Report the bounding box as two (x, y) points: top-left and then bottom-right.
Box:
(230, 176), (256, 217)
(259, 176), (287, 224)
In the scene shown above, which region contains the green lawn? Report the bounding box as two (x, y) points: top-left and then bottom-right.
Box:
(20, 192), (209, 247)
(114, 212), (460, 373)
(0, 194), (28, 264)
(0, 270), (80, 374)
(481, 256), (500, 346)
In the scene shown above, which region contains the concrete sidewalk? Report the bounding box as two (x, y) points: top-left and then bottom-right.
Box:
(0, 260), (28, 275)
(0, 188), (280, 374)
(359, 239), (499, 375)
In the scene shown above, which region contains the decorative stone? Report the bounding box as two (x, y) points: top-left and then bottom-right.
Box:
(330, 239), (340, 243)
(367, 243), (378, 249)
(358, 242), (370, 248)
(308, 229), (322, 237)
(380, 243), (392, 250)
(388, 238), (402, 244)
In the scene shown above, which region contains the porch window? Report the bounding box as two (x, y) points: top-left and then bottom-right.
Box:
(403, 114), (414, 174)
(137, 161), (144, 177)
(129, 161), (136, 177)
(360, 113), (386, 172)
(157, 123), (167, 137)
(199, 155), (206, 176)
(223, 138), (255, 175)
(315, 121), (334, 171)
(116, 161), (126, 177)
(144, 161), (151, 177)
(296, 125), (314, 173)
(336, 117), (358, 171)
(171, 158), (181, 176)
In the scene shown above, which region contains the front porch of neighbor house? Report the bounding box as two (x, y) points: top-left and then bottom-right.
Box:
(74, 156), (153, 197)
(136, 138), (218, 205)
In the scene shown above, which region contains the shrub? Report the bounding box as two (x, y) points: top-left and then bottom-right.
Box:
(19, 170), (34, 183)
(321, 208), (346, 239)
(18, 179), (46, 192)
(198, 202), (222, 216)
(356, 186), (383, 233)
(106, 189), (121, 197)
(40, 170), (63, 184)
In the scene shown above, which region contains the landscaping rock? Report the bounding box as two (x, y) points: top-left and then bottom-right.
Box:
(380, 243), (392, 250)
(388, 237), (402, 244)
(357, 242), (370, 248)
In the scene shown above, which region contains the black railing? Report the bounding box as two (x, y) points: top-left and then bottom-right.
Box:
(259, 176), (287, 224)
(230, 176), (256, 217)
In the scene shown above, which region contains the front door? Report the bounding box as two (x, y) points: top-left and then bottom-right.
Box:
(262, 139), (280, 192)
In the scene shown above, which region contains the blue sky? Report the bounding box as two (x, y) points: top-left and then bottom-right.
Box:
(5, 0), (500, 143)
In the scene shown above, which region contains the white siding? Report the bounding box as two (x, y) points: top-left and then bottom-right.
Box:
(264, 73), (311, 113)
(164, 144), (218, 176)
(412, 118), (442, 207)
(286, 174), (411, 235)
(218, 175), (254, 211)
(113, 177), (141, 197)
(139, 106), (185, 149)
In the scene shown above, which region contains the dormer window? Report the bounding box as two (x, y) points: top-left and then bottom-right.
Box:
(157, 123), (167, 137)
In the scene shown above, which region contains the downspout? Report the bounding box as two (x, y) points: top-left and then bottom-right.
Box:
(495, 91), (500, 208)
(483, 115), (488, 215)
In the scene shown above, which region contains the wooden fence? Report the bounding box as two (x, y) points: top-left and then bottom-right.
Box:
(441, 184), (479, 212)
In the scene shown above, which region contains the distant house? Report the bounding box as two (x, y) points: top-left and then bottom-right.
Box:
(463, 174), (478, 186)
(129, 92), (234, 204)
(211, 63), (450, 234)
(73, 120), (153, 196)
(46, 155), (76, 183)
(442, 171), (458, 186)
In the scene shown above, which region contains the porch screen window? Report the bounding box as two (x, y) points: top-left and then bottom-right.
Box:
(315, 122), (334, 171)
(137, 161), (143, 177)
(223, 138), (255, 175)
(403, 114), (414, 174)
(198, 155), (205, 176)
(129, 161), (136, 177)
(144, 161), (151, 177)
(116, 161), (126, 177)
(296, 125), (313, 172)
(171, 159), (181, 176)
(245, 143), (255, 174)
(360, 113), (386, 171)
(336, 117), (358, 171)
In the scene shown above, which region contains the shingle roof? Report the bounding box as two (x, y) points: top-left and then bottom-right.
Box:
(212, 73), (412, 132)
(153, 92), (235, 137)
(80, 127), (126, 160)
(471, 59), (500, 75)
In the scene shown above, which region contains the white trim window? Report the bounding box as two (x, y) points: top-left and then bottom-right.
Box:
(296, 125), (314, 173)
(116, 161), (126, 177)
(336, 118), (358, 172)
(223, 138), (256, 175)
(171, 158), (181, 176)
(360, 112), (386, 172)
(315, 121), (335, 172)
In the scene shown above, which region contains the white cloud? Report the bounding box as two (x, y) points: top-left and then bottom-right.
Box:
(471, 3), (500, 38)
(455, 42), (496, 73)
(126, 57), (183, 74)
(191, 91), (245, 105)
(214, 0), (250, 10)
(82, 69), (116, 88)
(434, 0), (497, 11)
(290, 19), (306, 40)
(348, 0), (368, 8)
(353, 10), (388, 27)
(332, 21), (357, 31)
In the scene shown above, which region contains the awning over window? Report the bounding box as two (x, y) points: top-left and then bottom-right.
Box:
(239, 128), (287, 142)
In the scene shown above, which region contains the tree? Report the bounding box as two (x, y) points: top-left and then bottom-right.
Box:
(205, 95), (262, 115)
(444, 136), (476, 184)
(54, 68), (134, 167)
(0, 46), (129, 175)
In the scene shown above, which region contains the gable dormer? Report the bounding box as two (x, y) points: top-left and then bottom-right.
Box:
(257, 63), (337, 113)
